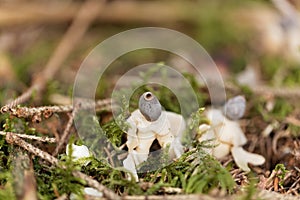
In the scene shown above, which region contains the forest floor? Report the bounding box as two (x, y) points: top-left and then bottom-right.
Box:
(0, 0), (299, 200)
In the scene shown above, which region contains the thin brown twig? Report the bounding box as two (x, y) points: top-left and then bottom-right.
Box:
(52, 104), (79, 156)
(0, 131), (56, 143)
(104, 146), (115, 168)
(1, 0), (104, 111)
(2, 98), (112, 121)
(5, 132), (120, 200)
(6, 132), (59, 166)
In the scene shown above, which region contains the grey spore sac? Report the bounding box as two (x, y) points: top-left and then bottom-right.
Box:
(223, 95), (246, 120)
(138, 92), (162, 122)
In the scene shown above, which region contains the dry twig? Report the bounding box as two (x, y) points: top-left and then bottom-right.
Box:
(1, 98), (112, 122)
(52, 104), (79, 156)
(0, 131), (56, 143)
(6, 132), (59, 166)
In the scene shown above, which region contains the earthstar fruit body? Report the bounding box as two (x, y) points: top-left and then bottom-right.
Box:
(199, 96), (265, 172)
(123, 92), (185, 181)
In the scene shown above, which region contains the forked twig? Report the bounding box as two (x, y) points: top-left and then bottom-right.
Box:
(52, 104), (79, 156)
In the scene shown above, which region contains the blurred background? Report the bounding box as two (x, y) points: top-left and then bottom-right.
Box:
(1, 0), (299, 101)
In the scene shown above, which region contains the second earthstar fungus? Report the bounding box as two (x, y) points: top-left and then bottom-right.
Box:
(198, 96), (265, 172)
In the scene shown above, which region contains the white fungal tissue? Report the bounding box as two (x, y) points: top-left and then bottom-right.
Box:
(123, 92), (185, 181)
(198, 96), (265, 172)
(66, 144), (91, 164)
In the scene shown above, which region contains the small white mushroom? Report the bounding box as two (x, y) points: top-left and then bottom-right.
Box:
(199, 96), (265, 172)
(123, 92), (185, 181)
(66, 144), (91, 163)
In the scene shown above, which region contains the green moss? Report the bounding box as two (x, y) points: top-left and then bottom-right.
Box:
(102, 120), (125, 148)
(274, 164), (289, 187)
(254, 98), (293, 121)
(288, 124), (300, 138)
(260, 56), (282, 83)
(0, 130), (15, 200)
(34, 156), (85, 199)
(140, 146), (235, 195)
(272, 99), (293, 120)
(260, 56), (300, 86)
(0, 171), (16, 200)
(75, 112), (107, 159)
(239, 85), (253, 99)
(282, 67), (300, 86)
(81, 157), (142, 195)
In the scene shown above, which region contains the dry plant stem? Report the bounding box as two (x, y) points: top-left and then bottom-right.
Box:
(0, 131), (56, 143)
(2, 98), (112, 120)
(5, 133), (120, 200)
(1, 0), (104, 111)
(52, 105), (78, 156)
(104, 146), (114, 168)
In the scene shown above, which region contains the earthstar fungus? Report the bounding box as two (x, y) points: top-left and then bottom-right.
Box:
(123, 92), (185, 181)
(199, 96), (265, 172)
